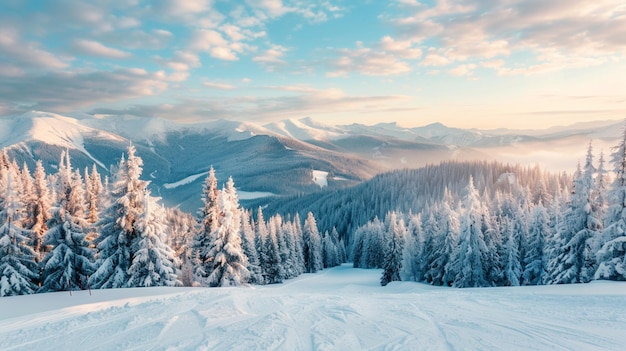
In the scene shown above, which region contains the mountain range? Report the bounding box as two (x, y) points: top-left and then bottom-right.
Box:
(0, 111), (621, 212)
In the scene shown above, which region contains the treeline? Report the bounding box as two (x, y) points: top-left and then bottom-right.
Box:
(354, 134), (626, 287)
(0, 146), (345, 297)
(265, 160), (570, 245)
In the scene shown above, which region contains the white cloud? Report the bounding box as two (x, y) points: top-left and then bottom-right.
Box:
(253, 45), (288, 70)
(328, 46), (412, 77)
(387, 0), (626, 75)
(380, 36), (422, 59)
(448, 63), (477, 77)
(72, 39), (131, 59)
(0, 27), (68, 70)
(203, 81), (237, 90)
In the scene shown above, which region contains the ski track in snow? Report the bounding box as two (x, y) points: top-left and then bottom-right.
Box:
(1, 265), (625, 351)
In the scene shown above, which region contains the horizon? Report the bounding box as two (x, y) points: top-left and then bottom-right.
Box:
(1, 1), (625, 129)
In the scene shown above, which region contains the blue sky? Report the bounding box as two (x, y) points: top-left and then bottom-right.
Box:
(1, 0), (625, 129)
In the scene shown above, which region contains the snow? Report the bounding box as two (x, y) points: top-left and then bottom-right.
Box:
(238, 191), (276, 200)
(1, 265), (625, 351)
(312, 170), (328, 188)
(163, 171), (209, 189)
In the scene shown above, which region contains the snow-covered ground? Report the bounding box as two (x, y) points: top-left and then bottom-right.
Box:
(1, 264), (624, 350)
(312, 170), (328, 188)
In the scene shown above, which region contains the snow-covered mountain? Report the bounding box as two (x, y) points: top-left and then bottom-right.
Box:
(0, 111), (622, 211)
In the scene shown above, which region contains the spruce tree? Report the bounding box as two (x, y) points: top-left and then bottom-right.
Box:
(191, 167), (219, 283)
(381, 212), (405, 286)
(596, 121), (626, 280)
(303, 212), (323, 273)
(448, 177), (490, 288)
(207, 177), (250, 287)
(127, 193), (179, 287)
(90, 146), (149, 289)
(523, 202), (550, 285)
(0, 171), (38, 296)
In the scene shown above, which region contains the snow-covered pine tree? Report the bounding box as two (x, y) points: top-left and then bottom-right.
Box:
(291, 213), (306, 274)
(596, 122), (626, 281)
(0, 171), (38, 296)
(240, 210), (263, 284)
(30, 160), (51, 261)
(447, 176), (491, 288)
(501, 218), (522, 286)
(322, 230), (339, 268)
(207, 177), (250, 287)
(40, 159), (95, 293)
(548, 144), (601, 284)
(401, 213), (423, 282)
(255, 207), (269, 283)
(523, 202), (550, 285)
(302, 212), (323, 273)
(381, 212), (405, 286)
(432, 201), (460, 286)
(86, 164), (103, 225)
(191, 166), (220, 283)
(262, 217), (284, 284)
(90, 145), (149, 289)
(127, 192), (180, 287)
(39, 208), (95, 292)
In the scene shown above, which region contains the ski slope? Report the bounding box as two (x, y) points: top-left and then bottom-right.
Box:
(0, 264), (624, 350)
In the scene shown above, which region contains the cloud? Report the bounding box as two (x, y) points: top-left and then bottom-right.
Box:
(253, 45), (288, 70)
(0, 26), (69, 72)
(327, 45), (412, 77)
(203, 81), (237, 90)
(379, 36), (422, 59)
(89, 86), (411, 123)
(389, 0), (626, 73)
(71, 39), (131, 59)
(448, 63), (477, 77)
(0, 68), (167, 112)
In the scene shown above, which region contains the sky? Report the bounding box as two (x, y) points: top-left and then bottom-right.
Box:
(1, 0), (625, 129)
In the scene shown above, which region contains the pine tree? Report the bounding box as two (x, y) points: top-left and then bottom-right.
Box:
(448, 177), (491, 288)
(262, 218), (284, 284)
(596, 121), (626, 280)
(523, 202), (550, 285)
(191, 167), (219, 283)
(501, 219), (522, 286)
(207, 177), (250, 287)
(0, 171), (38, 296)
(381, 212), (405, 286)
(240, 210), (263, 284)
(127, 193), (180, 287)
(302, 212), (323, 273)
(30, 160), (51, 261)
(401, 213), (423, 282)
(90, 146), (149, 289)
(548, 144), (600, 284)
(39, 208), (95, 292)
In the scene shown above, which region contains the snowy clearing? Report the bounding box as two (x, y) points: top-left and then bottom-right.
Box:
(1, 264), (625, 351)
(312, 170), (328, 188)
(238, 191), (276, 200)
(163, 171), (210, 189)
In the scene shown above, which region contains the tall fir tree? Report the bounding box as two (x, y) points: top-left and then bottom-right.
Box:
(0, 171), (38, 296)
(191, 167), (219, 283)
(90, 145), (149, 289)
(207, 177), (250, 287)
(523, 202), (550, 285)
(381, 212), (405, 286)
(448, 177), (491, 288)
(596, 121), (626, 281)
(40, 156), (94, 293)
(127, 193), (180, 287)
(302, 212), (323, 273)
